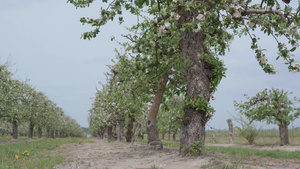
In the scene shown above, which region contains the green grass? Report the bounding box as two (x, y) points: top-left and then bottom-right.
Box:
(205, 146), (300, 160)
(139, 139), (300, 160)
(0, 137), (86, 169)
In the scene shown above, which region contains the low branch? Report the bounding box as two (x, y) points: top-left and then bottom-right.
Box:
(242, 8), (287, 23)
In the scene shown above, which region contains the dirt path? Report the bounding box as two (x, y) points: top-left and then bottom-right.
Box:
(53, 138), (300, 169)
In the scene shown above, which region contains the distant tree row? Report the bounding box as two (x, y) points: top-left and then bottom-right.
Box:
(0, 63), (85, 139)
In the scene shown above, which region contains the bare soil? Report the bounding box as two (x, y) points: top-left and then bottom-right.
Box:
(53, 138), (300, 169)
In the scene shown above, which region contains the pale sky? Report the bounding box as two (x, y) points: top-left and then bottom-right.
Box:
(1, 0), (299, 129)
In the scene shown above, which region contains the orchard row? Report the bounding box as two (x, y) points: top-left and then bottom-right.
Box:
(0, 63), (85, 139)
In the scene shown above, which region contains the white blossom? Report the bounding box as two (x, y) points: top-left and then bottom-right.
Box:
(133, 49), (138, 53)
(196, 14), (205, 21)
(291, 61), (298, 68)
(171, 12), (180, 20)
(259, 56), (268, 64)
(116, 5), (121, 11)
(173, 0), (178, 3)
(164, 22), (171, 29)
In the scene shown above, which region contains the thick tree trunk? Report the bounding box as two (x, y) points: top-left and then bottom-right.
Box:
(279, 120), (289, 146)
(179, 10), (212, 156)
(38, 127), (42, 138)
(28, 121), (34, 139)
(146, 73), (168, 149)
(126, 112), (135, 142)
(107, 126), (114, 141)
(12, 120), (18, 139)
(117, 116), (125, 141)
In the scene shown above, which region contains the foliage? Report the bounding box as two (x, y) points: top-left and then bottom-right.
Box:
(233, 114), (261, 145)
(0, 63), (85, 138)
(69, 0), (300, 154)
(234, 88), (300, 126)
(157, 96), (184, 137)
(182, 141), (203, 156)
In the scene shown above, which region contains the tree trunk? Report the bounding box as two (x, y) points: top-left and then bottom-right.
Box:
(146, 73), (168, 149)
(12, 119), (18, 139)
(279, 120), (289, 146)
(162, 134), (165, 140)
(117, 117), (125, 141)
(173, 131), (177, 141)
(28, 121), (34, 139)
(179, 10), (212, 156)
(50, 130), (54, 138)
(212, 134), (217, 144)
(38, 127), (42, 138)
(126, 113), (135, 142)
(46, 128), (50, 138)
(132, 122), (141, 143)
(168, 132), (171, 141)
(112, 123), (117, 140)
(98, 126), (105, 139)
(227, 119), (234, 144)
(107, 126), (114, 141)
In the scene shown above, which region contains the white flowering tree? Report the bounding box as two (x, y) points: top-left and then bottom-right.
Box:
(234, 88), (300, 145)
(69, 0), (300, 155)
(0, 63), (85, 139)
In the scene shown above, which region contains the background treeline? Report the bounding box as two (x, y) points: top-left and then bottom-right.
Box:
(0, 62), (86, 139)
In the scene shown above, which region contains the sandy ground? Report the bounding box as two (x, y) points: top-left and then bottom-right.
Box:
(53, 138), (300, 169)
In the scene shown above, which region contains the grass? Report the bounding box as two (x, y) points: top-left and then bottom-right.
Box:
(139, 135), (300, 161)
(0, 136), (87, 169)
(205, 146), (300, 160)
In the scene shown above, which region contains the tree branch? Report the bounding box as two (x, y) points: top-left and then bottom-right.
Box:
(242, 8), (287, 23)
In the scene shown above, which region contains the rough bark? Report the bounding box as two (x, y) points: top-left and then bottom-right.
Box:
(12, 119), (18, 139)
(112, 123), (117, 140)
(132, 122), (141, 143)
(279, 120), (289, 146)
(117, 116), (125, 141)
(173, 131), (177, 141)
(28, 121), (34, 139)
(179, 9), (212, 156)
(126, 113), (135, 142)
(146, 73), (168, 149)
(227, 119), (234, 144)
(38, 127), (42, 138)
(107, 126), (114, 141)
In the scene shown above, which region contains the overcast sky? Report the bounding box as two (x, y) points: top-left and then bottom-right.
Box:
(1, 0), (299, 129)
